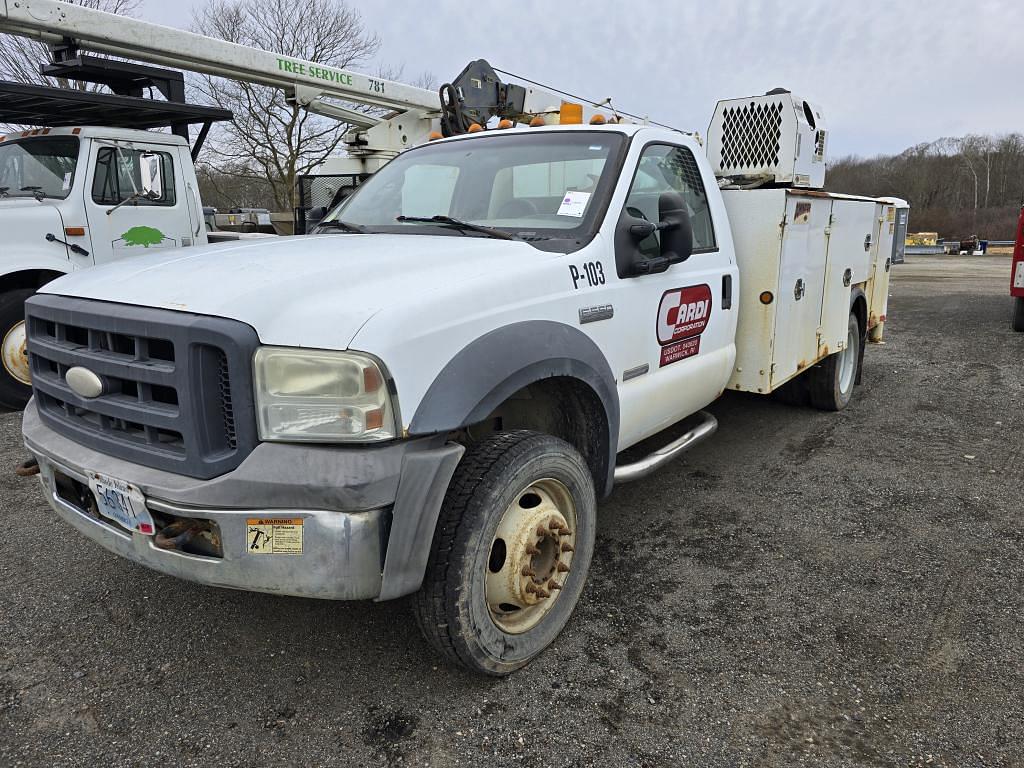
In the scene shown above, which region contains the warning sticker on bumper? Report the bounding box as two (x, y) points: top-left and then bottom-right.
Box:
(247, 518), (304, 555)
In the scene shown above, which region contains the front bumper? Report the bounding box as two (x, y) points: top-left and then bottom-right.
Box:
(23, 401), (463, 601)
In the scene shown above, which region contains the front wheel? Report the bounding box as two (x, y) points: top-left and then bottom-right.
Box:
(808, 312), (861, 411)
(413, 430), (597, 676)
(0, 288), (35, 410)
(1013, 296), (1024, 332)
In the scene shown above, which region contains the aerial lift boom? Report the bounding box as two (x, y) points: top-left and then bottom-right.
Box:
(0, 0), (634, 174)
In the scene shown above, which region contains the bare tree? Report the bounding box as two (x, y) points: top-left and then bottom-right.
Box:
(0, 0), (142, 90)
(189, 0), (381, 211)
(826, 132), (1024, 240)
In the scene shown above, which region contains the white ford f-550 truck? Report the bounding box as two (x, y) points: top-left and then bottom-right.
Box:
(20, 91), (909, 675)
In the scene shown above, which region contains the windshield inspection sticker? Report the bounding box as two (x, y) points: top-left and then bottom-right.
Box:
(557, 190), (591, 218)
(247, 518), (304, 555)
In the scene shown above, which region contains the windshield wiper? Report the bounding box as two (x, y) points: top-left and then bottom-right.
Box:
(314, 219), (365, 234)
(20, 186), (45, 202)
(396, 215), (516, 241)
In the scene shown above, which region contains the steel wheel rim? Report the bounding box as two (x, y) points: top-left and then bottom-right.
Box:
(838, 325), (856, 394)
(2, 320), (30, 385)
(485, 477), (577, 634)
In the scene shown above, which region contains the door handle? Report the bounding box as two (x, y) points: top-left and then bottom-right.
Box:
(794, 278), (805, 301)
(722, 274), (733, 310)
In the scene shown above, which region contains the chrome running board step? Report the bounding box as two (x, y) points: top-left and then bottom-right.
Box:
(613, 411), (718, 484)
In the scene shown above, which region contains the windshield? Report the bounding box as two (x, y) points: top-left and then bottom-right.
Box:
(322, 131), (626, 246)
(0, 136), (80, 200)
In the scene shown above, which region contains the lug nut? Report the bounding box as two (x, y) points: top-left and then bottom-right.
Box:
(525, 583), (537, 593)
(547, 580), (562, 590)
(556, 562), (570, 573)
(559, 529), (571, 537)
(525, 544), (540, 555)
(548, 521), (562, 532)
(560, 543), (574, 553)
(535, 525), (548, 537)
(521, 567), (535, 577)
(535, 588), (550, 599)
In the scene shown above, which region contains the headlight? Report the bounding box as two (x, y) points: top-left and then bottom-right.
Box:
(253, 347), (397, 442)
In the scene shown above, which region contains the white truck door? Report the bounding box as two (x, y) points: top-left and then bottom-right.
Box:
(83, 142), (189, 263)
(605, 142), (736, 449)
(819, 199), (877, 355)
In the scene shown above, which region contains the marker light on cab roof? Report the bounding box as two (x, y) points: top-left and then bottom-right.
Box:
(559, 102), (583, 125)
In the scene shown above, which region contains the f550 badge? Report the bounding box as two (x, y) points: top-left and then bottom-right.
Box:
(656, 285), (712, 367)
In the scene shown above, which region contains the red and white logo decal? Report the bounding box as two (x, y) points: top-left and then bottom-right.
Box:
(656, 284), (713, 367)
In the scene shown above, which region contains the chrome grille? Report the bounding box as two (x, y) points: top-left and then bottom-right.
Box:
(26, 295), (259, 479)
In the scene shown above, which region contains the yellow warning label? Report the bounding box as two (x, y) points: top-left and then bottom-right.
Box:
(887, 208), (895, 222)
(246, 518), (304, 555)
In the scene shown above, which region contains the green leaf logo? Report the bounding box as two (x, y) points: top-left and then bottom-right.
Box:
(120, 226), (167, 247)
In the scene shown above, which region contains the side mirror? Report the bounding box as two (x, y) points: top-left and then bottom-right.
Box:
(657, 191), (693, 263)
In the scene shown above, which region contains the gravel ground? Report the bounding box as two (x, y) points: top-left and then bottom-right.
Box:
(1, 255), (1021, 768)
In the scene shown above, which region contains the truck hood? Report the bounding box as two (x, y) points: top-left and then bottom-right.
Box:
(0, 199), (67, 254)
(41, 233), (548, 348)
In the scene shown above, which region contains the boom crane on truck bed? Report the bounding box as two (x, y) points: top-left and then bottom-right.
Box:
(0, 0), (637, 175)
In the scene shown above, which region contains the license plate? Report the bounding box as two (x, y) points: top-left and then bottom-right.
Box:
(88, 472), (155, 534)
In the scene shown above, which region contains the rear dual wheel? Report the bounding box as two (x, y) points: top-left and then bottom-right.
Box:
(0, 288), (34, 410)
(414, 431), (596, 676)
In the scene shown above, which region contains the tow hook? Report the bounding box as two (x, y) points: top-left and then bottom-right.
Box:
(154, 519), (222, 558)
(15, 457), (39, 477)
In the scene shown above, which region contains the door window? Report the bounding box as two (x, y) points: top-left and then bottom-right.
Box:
(623, 144), (717, 258)
(92, 147), (176, 206)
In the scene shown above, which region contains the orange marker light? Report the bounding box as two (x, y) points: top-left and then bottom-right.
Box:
(362, 365), (383, 393)
(428, 131), (443, 141)
(559, 102), (584, 125)
(365, 408), (385, 431)
(64, 227), (86, 237)
(72, 127), (82, 135)
(529, 115), (546, 127)
(589, 114), (607, 125)
(759, 291), (774, 305)
(497, 119), (513, 130)
(467, 122), (483, 133)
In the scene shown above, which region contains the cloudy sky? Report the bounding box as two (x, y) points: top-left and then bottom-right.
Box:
(145, 0), (1022, 159)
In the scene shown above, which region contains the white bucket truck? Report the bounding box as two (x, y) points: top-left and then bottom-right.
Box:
(20, 79), (908, 674)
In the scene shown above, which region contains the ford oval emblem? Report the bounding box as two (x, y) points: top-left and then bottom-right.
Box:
(66, 366), (104, 399)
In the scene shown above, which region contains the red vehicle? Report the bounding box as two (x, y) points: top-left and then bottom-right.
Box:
(1013, 205), (1024, 332)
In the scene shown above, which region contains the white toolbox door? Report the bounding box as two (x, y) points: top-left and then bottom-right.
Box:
(820, 199), (878, 353)
(771, 195), (830, 387)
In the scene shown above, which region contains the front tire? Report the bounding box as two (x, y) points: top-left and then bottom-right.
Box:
(808, 312), (861, 411)
(413, 430), (597, 676)
(1013, 297), (1024, 332)
(0, 288), (34, 410)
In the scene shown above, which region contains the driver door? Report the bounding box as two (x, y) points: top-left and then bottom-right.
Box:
(84, 142), (188, 265)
